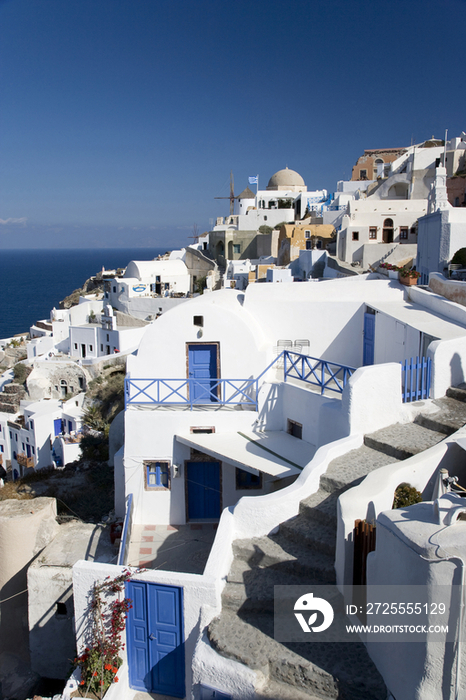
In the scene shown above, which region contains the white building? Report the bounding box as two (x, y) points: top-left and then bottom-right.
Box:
(69, 305), (149, 361)
(337, 135), (466, 269)
(8, 394), (85, 478)
(105, 258), (191, 320)
(69, 273), (466, 699)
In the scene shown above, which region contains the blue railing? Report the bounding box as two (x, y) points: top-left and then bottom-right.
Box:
(401, 356), (431, 402)
(125, 377), (259, 409)
(283, 351), (355, 395)
(125, 350), (356, 409)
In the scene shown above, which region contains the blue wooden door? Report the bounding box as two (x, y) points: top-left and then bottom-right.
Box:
(363, 313), (375, 366)
(54, 419), (62, 436)
(188, 344), (218, 403)
(127, 581), (185, 698)
(187, 461), (221, 519)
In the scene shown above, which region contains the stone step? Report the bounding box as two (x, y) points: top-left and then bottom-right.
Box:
(364, 422), (446, 460)
(0, 403), (18, 414)
(446, 384), (466, 403)
(299, 488), (341, 526)
(208, 610), (386, 700)
(3, 383), (25, 395)
(279, 515), (336, 557)
(0, 394), (20, 405)
(233, 534), (335, 582)
(319, 445), (400, 493)
(415, 396), (466, 435)
(222, 565), (308, 613)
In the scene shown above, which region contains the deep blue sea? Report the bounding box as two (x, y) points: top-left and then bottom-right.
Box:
(0, 248), (168, 339)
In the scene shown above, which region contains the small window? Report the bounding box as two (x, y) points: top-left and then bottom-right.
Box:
(305, 230), (311, 238)
(29, 420), (34, 430)
(352, 231), (359, 241)
(0, 445), (4, 453)
(89, 345), (93, 352)
(9, 431), (12, 440)
(193, 316), (204, 328)
(400, 227), (408, 240)
(233, 244), (241, 255)
(106, 334), (109, 341)
(15, 434), (18, 442)
(369, 227), (377, 240)
(32, 446), (35, 455)
(145, 461), (171, 490)
(455, 197), (460, 207)
(236, 468), (262, 490)
(360, 169), (367, 180)
(190, 426), (215, 434)
(22, 443), (25, 451)
(100, 344), (103, 352)
(287, 419), (302, 440)
(113, 286), (116, 293)
(56, 602), (67, 616)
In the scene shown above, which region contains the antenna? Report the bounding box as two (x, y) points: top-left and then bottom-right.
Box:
(214, 171), (236, 215)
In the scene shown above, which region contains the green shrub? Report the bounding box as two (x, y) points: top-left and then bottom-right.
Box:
(451, 248), (466, 267)
(13, 363), (32, 385)
(258, 225), (273, 234)
(392, 483), (423, 509)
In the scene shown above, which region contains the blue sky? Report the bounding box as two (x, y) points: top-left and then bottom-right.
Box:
(1, 0), (465, 249)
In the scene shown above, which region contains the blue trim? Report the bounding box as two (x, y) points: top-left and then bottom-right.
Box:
(401, 356), (431, 402)
(118, 493), (133, 566)
(125, 351), (357, 408)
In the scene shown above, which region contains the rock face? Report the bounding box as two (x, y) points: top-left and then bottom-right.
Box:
(59, 276), (104, 309)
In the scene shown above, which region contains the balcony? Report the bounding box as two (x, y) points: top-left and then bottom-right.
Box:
(125, 351), (356, 410)
(16, 453), (34, 468)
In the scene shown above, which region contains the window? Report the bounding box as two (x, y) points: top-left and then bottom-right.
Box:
(287, 419), (303, 439)
(305, 230), (311, 238)
(0, 445), (4, 453)
(369, 227), (377, 240)
(145, 461), (171, 490)
(113, 286), (116, 293)
(15, 434), (18, 442)
(236, 468), (262, 490)
(190, 426), (215, 434)
(74, 343), (78, 350)
(32, 446), (35, 455)
(106, 334), (109, 342)
(400, 227), (408, 240)
(89, 345), (93, 352)
(101, 344), (103, 352)
(233, 244), (241, 255)
(352, 231), (359, 241)
(193, 316), (204, 328)
(22, 443), (25, 451)
(9, 431), (12, 440)
(455, 197), (460, 207)
(29, 421), (34, 430)
(56, 602), (67, 616)
(360, 169), (367, 180)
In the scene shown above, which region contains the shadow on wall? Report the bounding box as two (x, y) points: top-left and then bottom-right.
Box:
(450, 352), (464, 388)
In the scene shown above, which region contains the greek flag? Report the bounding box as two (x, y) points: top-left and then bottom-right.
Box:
(249, 176), (258, 185)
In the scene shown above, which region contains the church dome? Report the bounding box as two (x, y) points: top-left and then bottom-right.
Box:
(267, 167), (306, 191)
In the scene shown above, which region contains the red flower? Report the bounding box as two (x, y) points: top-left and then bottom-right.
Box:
(114, 677), (119, 683)
(80, 680), (85, 686)
(93, 671), (98, 677)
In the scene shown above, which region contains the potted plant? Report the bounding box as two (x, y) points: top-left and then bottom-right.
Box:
(399, 269), (421, 286)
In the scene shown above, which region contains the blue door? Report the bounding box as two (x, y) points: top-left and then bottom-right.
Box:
(187, 461), (221, 519)
(363, 313), (375, 366)
(54, 419), (62, 436)
(188, 344), (218, 403)
(127, 581), (185, 698)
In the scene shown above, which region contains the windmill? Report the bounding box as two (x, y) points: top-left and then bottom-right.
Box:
(215, 171), (236, 215)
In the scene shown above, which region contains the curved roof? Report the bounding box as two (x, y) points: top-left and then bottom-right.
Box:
(267, 167), (305, 190)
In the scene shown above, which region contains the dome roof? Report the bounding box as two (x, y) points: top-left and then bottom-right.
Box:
(267, 167), (305, 190)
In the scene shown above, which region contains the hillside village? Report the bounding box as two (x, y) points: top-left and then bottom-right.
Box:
(1, 132), (466, 700)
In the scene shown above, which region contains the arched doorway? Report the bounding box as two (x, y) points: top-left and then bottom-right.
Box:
(383, 218), (394, 244)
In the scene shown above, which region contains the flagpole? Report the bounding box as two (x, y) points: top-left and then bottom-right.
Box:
(256, 174), (259, 196)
